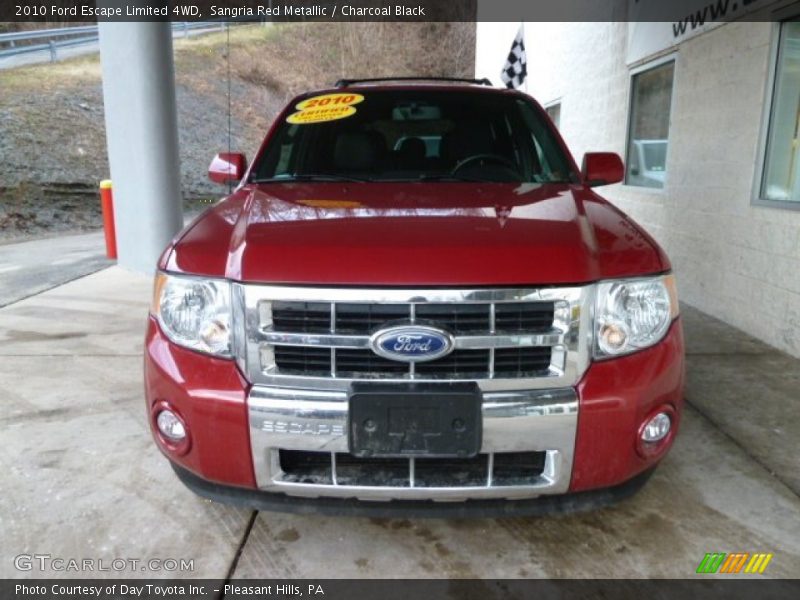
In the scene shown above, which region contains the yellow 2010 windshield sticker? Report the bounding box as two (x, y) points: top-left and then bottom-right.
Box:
(286, 93), (364, 124)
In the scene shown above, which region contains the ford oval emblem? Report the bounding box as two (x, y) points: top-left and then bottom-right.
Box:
(370, 325), (454, 363)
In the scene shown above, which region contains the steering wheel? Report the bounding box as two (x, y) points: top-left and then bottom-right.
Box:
(451, 153), (518, 175)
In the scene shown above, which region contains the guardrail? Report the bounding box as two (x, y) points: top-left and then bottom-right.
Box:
(0, 22), (227, 62)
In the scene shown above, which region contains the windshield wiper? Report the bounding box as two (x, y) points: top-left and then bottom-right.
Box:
(533, 178), (574, 184)
(417, 175), (575, 184)
(251, 173), (369, 183)
(415, 174), (495, 183)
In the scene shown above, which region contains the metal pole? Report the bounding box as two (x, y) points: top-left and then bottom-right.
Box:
(48, 39), (56, 62)
(97, 22), (183, 274)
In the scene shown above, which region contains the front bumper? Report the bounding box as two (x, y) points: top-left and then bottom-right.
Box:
(248, 386), (577, 501)
(171, 461), (655, 518)
(144, 316), (684, 506)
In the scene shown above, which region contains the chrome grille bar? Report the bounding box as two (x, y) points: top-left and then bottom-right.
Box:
(408, 303), (416, 380)
(489, 302), (496, 379)
(260, 330), (564, 348)
(329, 303), (335, 377)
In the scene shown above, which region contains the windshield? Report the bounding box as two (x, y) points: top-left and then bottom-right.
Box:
(251, 90), (576, 184)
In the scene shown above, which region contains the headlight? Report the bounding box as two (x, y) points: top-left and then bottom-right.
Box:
(594, 273), (679, 358)
(152, 272), (232, 357)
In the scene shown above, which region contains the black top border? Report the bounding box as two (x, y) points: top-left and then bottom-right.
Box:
(1, 0), (798, 22)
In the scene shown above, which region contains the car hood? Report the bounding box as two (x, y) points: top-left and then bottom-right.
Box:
(165, 182), (669, 285)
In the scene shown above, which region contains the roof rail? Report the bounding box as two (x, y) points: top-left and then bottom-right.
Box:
(334, 77), (494, 88)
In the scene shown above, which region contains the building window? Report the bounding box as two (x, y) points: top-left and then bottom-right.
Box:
(545, 103), (561, 129)
(761, 20), (800, 206)
(625, 60), (675, 189)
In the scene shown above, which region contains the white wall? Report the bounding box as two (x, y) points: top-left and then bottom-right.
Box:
(476, 21), (800, 358)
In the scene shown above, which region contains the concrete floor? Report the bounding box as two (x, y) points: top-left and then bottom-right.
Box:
(0, 231), (110, 308)
(1, 266), (799, 579)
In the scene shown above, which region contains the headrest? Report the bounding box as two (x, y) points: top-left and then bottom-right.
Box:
(397, 137), (427, 160)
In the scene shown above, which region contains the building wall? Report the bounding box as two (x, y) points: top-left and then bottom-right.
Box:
(476, 21), (800, 358)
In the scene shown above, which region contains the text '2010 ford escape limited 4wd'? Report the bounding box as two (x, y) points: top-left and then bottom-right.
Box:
(145, 78), (684, 517)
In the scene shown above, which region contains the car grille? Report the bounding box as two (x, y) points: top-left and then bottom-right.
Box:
(271, 301), (554, 335)
(265, 299), (558, 380)
(278, 450), (547, 488)
(274, 346), (553, 379)
(236, 285), (589, 390)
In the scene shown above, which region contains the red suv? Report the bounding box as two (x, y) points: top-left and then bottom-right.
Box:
(145, 78), (684, 517)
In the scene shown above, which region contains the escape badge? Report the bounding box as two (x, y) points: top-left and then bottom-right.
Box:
(286, 93), (364, 124)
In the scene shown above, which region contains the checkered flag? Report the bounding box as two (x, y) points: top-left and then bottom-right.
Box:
(500, 26), (527, 89)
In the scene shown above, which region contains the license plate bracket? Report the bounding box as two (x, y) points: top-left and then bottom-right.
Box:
(348, 382), (482, 458)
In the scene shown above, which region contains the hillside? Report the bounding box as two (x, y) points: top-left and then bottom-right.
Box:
(0, 22), (475, 241)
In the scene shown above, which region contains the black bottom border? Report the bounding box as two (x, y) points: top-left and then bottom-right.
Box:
(5, 579), (800, 600)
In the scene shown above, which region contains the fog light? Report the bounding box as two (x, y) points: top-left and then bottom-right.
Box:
(157, 410), (186, 441)
(641, 412), (671, 443)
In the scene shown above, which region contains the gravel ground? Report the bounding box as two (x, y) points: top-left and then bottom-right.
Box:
(0, 30), (271, 243)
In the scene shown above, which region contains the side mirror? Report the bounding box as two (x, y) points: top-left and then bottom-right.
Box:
(208, 152), (247, 185)
(581, 152), (625, 187)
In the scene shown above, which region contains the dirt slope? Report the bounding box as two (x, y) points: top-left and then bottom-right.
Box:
(0, 22), (475, 242)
